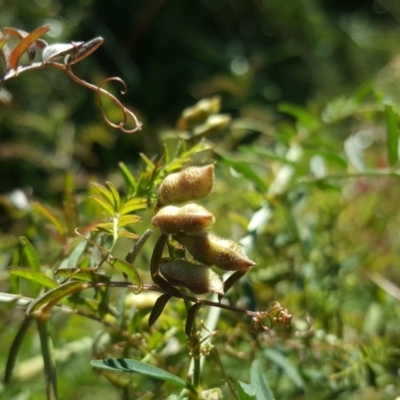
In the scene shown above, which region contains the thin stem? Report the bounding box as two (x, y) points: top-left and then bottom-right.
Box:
(37, 316), (58, 400)
(192, 356), (201, 389)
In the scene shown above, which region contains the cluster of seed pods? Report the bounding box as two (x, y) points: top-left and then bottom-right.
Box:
(151, 165), (256, 296)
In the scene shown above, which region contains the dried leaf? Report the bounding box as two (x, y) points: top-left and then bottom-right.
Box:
(9, 25), (50, 70)
(42, 42), (81, 63)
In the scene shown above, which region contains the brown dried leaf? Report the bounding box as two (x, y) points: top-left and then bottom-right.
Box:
(8, 25), (50, 70)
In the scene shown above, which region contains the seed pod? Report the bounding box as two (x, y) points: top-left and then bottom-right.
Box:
(152, 204), (215, 234)
(160, 258), (224, 295)
(177, 96), (221, 130)
(173, 232), (256, 271)
(157, 164), (214, 208)
(193, 114), (231, 138)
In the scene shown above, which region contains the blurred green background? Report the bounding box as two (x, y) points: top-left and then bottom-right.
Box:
(2, 0), (400, 195)
(2, 1), (400, 399)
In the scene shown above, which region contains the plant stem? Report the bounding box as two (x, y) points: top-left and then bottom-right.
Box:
(37, 316), (58, 400)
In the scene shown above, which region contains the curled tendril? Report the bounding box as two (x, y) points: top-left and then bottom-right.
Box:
(97, 76), (142, 134)
(63, 65), (142, 133)
(249, 301), (292, 333)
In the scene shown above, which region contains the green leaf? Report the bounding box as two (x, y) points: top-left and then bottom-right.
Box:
(119, 198), (148, 215)
(385, 104), (399, 166)
(8, 268), (57, 289)
(18, 236), (40, 271)
(91, 183), (115, 209)
(90, 358), (195, 392)
(117, 215), (141, 227)
(237, 381), (257, 400)
(139, 153), (155, 169)
(217, 154), (268, 191)
(250, 359), (275, 400)
(118, 162), (137, 194)
(26, 281), (91, 314)
(263, 349), (305, 390)
(106, 181), (121, 211)
(32, 202), (65, 239)
(90, 195), (116, 216)
(4, 316), (34, 384)
(67, 239), (87, 268)
(107, 256), (142, 292)
(148, 294), (171, 327)
(278, 102), (319, 129)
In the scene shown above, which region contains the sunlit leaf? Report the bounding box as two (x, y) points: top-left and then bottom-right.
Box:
(8, 25), (50, 69)
(27, 281), (91, 314)
(32, 201), (65, 239)
(384, 104), (399, 166)
(18, 236), (40, 271)
(148, 294), (171, 327)
(106, 181), (120, 211)
(237, 381), (257, 400)
(107, 256), (142, 292)
(8, 268), (57, 289)
(90, 195), (116, 216)
(250, 359), (275, 400)
(91, 183), (115, 208)
(119, 198), (148, 215)
(139, 152), (155, 169)
(118, 162), (137, 194)
(41, 42), (79, 63)
(2, 27), (47, 64)
(112, 230), (139, 239)
(344, 136), (365, 171)
(90, 358), (194, 392)
(118, 215), (141, 227)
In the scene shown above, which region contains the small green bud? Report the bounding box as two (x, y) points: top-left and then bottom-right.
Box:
(157, 164), (214, 207)
(173, 232), (256, 271)
(151, 204), (215, 234)
(160, 258), (224, 295)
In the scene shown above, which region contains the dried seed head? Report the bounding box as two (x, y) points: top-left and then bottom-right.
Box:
(152, 204), (215, 234)
(160, 258), (224, 295)
(157, 164), (214, 207)
(173, 232), (256, 271)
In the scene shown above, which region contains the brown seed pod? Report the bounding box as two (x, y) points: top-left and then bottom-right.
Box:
(156, 164), (214, 208)
(160, 258), (224, 295)
(173, 232), (256, 271)
(151, 204), (215, 234)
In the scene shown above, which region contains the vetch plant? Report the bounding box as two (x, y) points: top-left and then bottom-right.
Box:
(3, 157), (291, 399)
